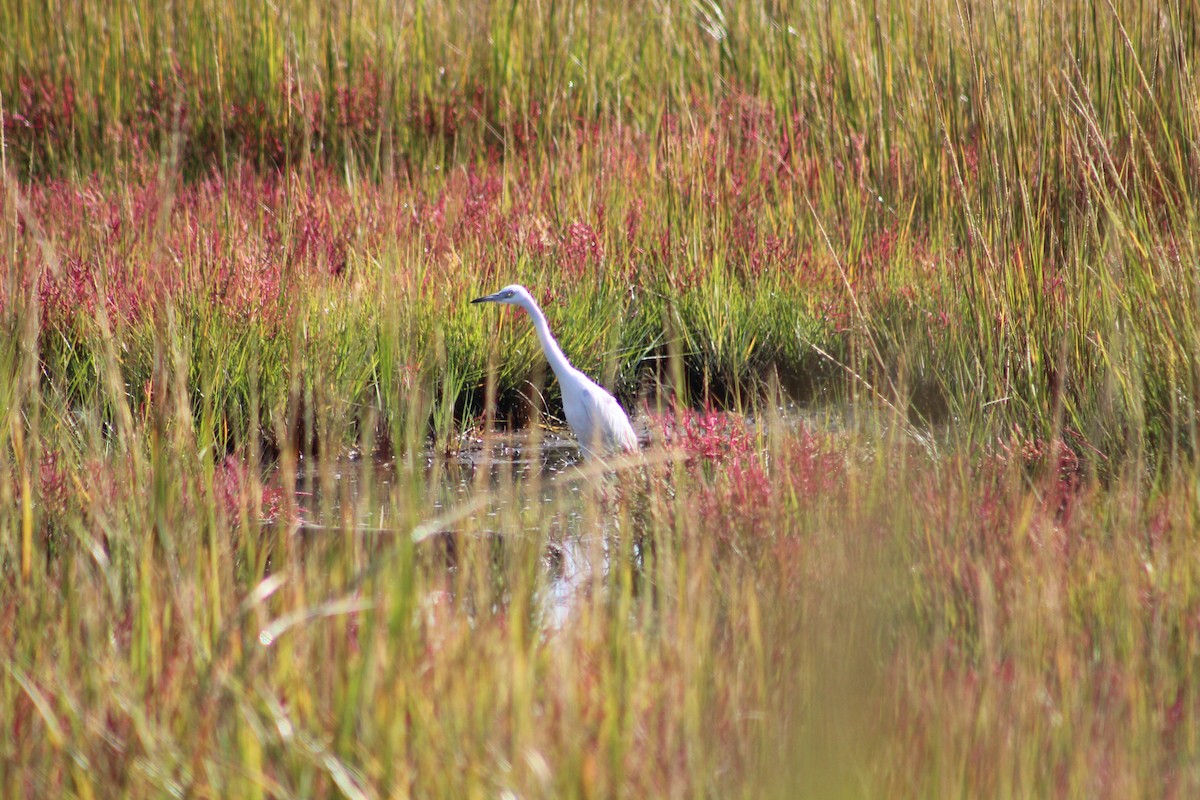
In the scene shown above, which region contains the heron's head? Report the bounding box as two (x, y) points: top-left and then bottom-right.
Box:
(471, 284), (533, 307)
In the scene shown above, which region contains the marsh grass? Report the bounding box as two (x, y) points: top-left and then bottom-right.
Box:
(6, 0), (1199, 459)
(3, 0), (1200, 796)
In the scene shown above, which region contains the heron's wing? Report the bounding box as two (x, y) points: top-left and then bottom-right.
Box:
(579, 386), (639, 454)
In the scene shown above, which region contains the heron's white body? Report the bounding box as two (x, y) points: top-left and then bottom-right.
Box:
(472, 285), (639, 457)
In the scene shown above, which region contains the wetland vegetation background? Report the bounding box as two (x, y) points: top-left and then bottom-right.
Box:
(3, 0), (1200, 796)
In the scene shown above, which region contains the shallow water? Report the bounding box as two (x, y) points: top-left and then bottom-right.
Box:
(290, 428), (590, 527)
(288, 427), (609, 627)
(282, 404), (857, 626)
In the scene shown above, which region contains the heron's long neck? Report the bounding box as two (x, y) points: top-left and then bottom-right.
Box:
(521, 298), (573, 380)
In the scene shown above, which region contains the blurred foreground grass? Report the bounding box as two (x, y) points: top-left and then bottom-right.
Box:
(5, 383), (1199, 796)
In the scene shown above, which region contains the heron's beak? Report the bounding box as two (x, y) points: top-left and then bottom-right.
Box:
(471, 292), (499, 304)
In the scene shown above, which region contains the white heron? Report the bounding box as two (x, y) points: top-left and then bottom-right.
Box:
(471, 284), (639, 457)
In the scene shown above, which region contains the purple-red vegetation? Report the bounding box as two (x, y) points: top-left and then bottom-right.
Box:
(989, 428), (1088, 525)
(335, 61), (384, 140)
(777, 425), (847, 502)
(655, 404), (756, 466)
(898, 431), (1104, 680)
(559, 222), (604, 275)
(654, 405), (846, 546)
(3, 75), (76, 160)
(2, 73), (949, 357)
(887, 445), (1200, 796)
(212, 455), (246, 523)
(3, 109), (875, 332)
(214, 454), (309, 526)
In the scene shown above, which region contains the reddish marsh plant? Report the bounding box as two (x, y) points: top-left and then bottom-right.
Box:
(214, 454), (310, 527)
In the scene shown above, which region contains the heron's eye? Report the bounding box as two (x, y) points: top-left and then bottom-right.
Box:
(504, 291), (515, 298)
